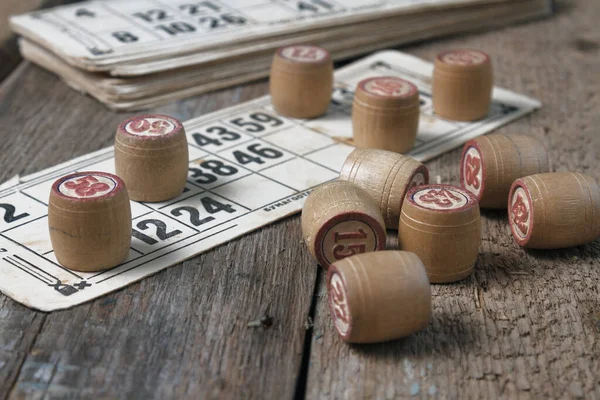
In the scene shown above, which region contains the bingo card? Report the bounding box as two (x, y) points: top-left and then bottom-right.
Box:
(0, 51), (540, 311)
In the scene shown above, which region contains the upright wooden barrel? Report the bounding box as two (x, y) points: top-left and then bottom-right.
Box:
(433, 49), (493, 121)
(339, 148), (428, 229)
(48, 171), (132, 272)
(509, 172), (600, 249)
(352, 76), (420, 154)
(461, 133), (550, 208)
(399, 184), (480, 283)
(269, 44), (333, 118)
(301, 180), (386, 269)
(115, 114), (189, 202)
(327, 251), (431, 343)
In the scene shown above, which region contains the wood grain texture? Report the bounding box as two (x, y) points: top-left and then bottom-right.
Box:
(1, 0), (600, 398)
(338, 148), (428, 229)
(307, 0), (600, 398)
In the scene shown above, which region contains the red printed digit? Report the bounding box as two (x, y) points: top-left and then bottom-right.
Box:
(445, 51), (482, 65)
(418, 189), (462, 208)
(64, 176), (110, 197)
(511, 194), (529, 235)
(371, 80), (404, 96)
(150, 120), (171, 134)
(128, 118), (150, 133)
(465, 154), (481, 189)
(332, 244), (366, 259)
(332, 228), (368, 259)
(334, 228), (367, 241)
(331, 279), (349, 324)
(292, 47), (318, 60)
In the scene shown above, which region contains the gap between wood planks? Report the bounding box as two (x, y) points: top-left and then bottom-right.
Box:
(294, 268), (323, 400)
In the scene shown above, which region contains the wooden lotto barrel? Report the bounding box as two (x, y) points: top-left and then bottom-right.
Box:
(48, 171), (132, 272)
(509, 172), (600, 249)
(432, 49), (493, 121)
(399, 184), (480, 283)
(327, 251), (431, 343)
(301, 180), (386, 270)
(460, 133), (550, 208)
(115, 114), (189, 202)
(269, 44), (333, 118)
(339, 148), (429, 229)
(352, 76), (420, 154)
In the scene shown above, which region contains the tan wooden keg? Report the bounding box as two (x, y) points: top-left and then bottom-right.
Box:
(352, 76), (420, 154)
(115, 114), (189, 202)
(432, 49), (493, 121)
(461, 133), (550, 208)
(509, 172), (600, 249)
(269, 44), (333, 118)
(339, 148), (429, 229)
(48, 171), (132, 272)
(327, 251), (431, 343)
(399, 184), (480, 283)
(301, 180), (386, 269)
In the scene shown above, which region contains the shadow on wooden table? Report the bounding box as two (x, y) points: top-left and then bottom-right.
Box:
(347, 309), (479, 357)
(524, 240), (600, 263)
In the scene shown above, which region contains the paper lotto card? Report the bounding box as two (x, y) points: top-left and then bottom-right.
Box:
(0, 51), (540, 311)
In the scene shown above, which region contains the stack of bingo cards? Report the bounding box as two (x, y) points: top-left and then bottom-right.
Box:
(9, 0), (552, 109)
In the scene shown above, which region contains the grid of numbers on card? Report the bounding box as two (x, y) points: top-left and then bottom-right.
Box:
(0, 99), (353, 296)
(48, 1), (256, 50)
(42, 0), (381, 52)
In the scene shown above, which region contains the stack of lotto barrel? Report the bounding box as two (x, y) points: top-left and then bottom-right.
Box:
(291, 45), (600, 344)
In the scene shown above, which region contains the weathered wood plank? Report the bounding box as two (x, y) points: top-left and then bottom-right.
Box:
(0, 61), (316, 398)
(0, 298), (46, 400)
(8, 219), (315, 399)
(306, 0), (600, 398)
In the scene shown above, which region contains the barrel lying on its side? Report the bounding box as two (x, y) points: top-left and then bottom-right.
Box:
(327, 251), (431, 343)
(509, 172), (600, 249)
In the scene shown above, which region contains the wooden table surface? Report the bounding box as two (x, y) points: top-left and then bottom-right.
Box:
(1, 0), (599, 398)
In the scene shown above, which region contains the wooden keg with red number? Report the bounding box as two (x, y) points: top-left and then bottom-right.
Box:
(509, 172), (600, 249)
(301, 180), (386, 269)
(270, 44), (333, 118)
(460, 133), (550, 208)
(338, 148), (428, 229)
(433, 49), (493, 121)
(352, 76), (420, 154)
(399, 184), (480, 283)
(48, 171), (132, 272)
(327, 251), (431, 343)
(115, 114), (189, 202)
